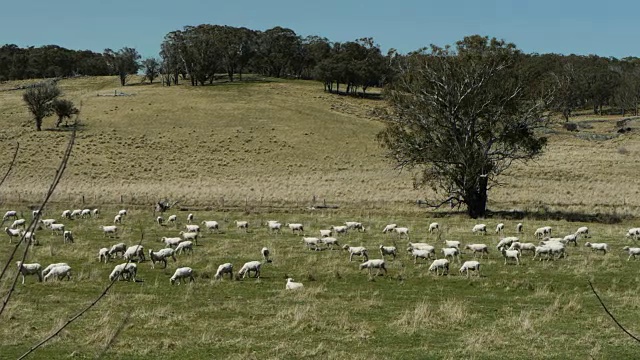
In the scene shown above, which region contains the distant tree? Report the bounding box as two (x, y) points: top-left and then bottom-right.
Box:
(22, 82), (61, 131)
(378, 36), (553, 218)
(142, 58), (161, 83)
(104, 47), (141, 86)
(51, 99), (79, 127)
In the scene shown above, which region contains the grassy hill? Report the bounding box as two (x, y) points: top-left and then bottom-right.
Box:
(1, 75), (639, 215)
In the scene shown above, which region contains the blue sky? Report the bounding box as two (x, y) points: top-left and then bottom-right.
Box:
(1, 0), (638, 59)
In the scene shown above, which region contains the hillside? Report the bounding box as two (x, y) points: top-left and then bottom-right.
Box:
(1, 76), (639, 215)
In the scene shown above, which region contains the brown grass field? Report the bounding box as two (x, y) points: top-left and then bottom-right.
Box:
(0, 77), (640, 359)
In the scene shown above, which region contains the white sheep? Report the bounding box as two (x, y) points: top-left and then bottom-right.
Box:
(382, 224), (397, 233)
(16, 261), (42, 284)
(472, 224), (487, 235)
(237, 261), (261, 279)
(167, 214), (177, 224)
(379, 245), (397, 259)
(40, 219), (56, 228)
(443, 240), (461, 249)
(495, 223), (505, 234)
(359, 259), (387, 276)
(215, 263), (233, 280)
(393, 227), (410, 239)
(343, 245), (369, 261)
(63, 230), (74, 244)
(5, 227), (21, 243)
(302, 237), (322, 251)
(501, 249), (520, 265)
(123, 245), (145, 262)
(11, 219), (26, 229)
(261, 247), (271, 262)
(50, 223), (65, 235)
(149, 248), (176, 269)
(534, 226), (552, 239)
(319, 229), (333, 238)
(44, 264), (72, 282)
(92, 208), (100, 218)
(184, 224), (200, 233)
(187, 213), (194, 224)
(161, 237), (183, 248)
(286, 223), (304, 234)
(515, 242), (537, 255)
(411, 248), (435, 263)
(61, 210), (71, 219)
(267, 222), (282, 234)
(331, 225), (348, 235)
(459, 260), (480, 277)
(562, 234), (579, 247)
(80, 209), (91, 218)
(42, 263), (69, 277)
(70, 209), (82, 218)
(118, 209), (128, 217)
(533, 246), (552, 261)
(101, 225), (118, 237)
(441, 247), (460, 263)
(428, 259), (449, 276)
(201, 220), (220, 233)
(465, 244), (489, 258)
(428, 222), (440, 233)
(179, 231), (199, 245)
(286, 278), (304, 290)
(516, 223), (523, 233)
(109, 263), (137, 281)
(575, 226), (590, 238)
(321, 237), (340, 250)
(496, 237), (519, 251)
(622, 246), (640, 261)
(585, 242), (608, 255)
(156, 216), (164, 226)
(32, 209), (42, 218)
(3, 210), (18, 221)
(175, 240), (194, 255)
(98, 248), (111, 263)
(20, 230), (37, 245)
(234, 220), (249, 232)
(407, 242), (435, 251)
(345, 221), (366, 232)
(626, 228), (640, 240)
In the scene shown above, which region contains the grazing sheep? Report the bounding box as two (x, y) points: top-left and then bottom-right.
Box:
(623, 246), (640, 261)
(575, 226), (590, 238)
(92, 208), (100, 218)
(187, 213), (194, 224)
(98, 248), (111, 263)
(61, 210), (71, 219)
(443, 240), (461, 250)
(109, 263), (137, 282)
(3, 210), (18, 221)
(108, 244), (125, 259)
(465, 244), (489, 259)
(32, 209), (42, 218)
(343, 245), (369, 262)
(50, 223), (65, 235)
(267, 222), (282, 234)
(514, 242), (537, 255)
(331, 225), (349, 235)
(149, 248), (176, 269)
(562, 234), (579, 247)
(319, 229), (333, 238)
(516, 223), (523, 233)
(5, 227), (21, 243)
(123, 245), (145, 262)
(459, 261), (481, 277)
(179, 231), (199, 246)
(585, 242), (608, 255)
(161, 237), (184, 248)
(428, 259), (450, 276)
(546, 242), (567, 259)
(237, 261), (261, 279)
(472, 224), (487, 235)
(497, 237), (519, 251)
(379, 245), (397, 259)
(118, 209), (128, 217)
(16, 261), (42, 284)
(501, 249), (520, 265)
(286, 223), (304, 234)
(40, 219), (56, 228)
(214, 263), (233, 280)
(156, 216), (164, 226)
(359, 259), (387, 276)
(44, 264), (72, 282)
(393, 227), (410, 239)
(70, 209), (82, 218)
(302, 237), (322, 251)
(101, 225), (118, 238)
(167, 214), (177, 224)
(626, 228), (640, 240)
(382, 224), (397, 233)
(11, 219), (26, 229)
(495, 223), (505, 234)
(285, 278), (304, 290)
(234, 221), (249, 232)
(63, 230), (74, 244)
(411, 248), (435, 263)
(534, 226), (552, 239)
(42, 263), (69, 277)
(20, 230), (37, 245)
(345, 221), (366, 232)
(201, 220), (220, 233)
(261, 247), (271, 262)
(184, 224), (200, 233)
(80, 209), (91, 218)
(175, 240), (194, 255)
(407, 242), (434, 251)
(441, 247), (460, 263)
(533, 246), (552, 261)
(321, 237), (340, 250)
(428, 222), (440, 233)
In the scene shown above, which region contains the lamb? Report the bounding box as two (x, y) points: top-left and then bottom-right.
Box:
(321, 237), (340, 250)
(472, 224), (487, 235)
(379, 245), (397, 259)
(622, 246), (640, 261)
(179, 231), (199, 246)
(286, 223), (304, 234)
(92, 208), (100, 218)
(411, 248), (435, 263)
(184, 224), (200, 233)
(575, 226), (590, 238)
(495, 223), (505, 234)
(345, 221), (366, 232)
(175, 240), (194, 255)
(393, 227), (410, 239)
(443, 240), (461, 250)
(459, 261), (481, 277)
(201, 220), (220, 233)
(16, 261), (42, 284)
(428, 222), (440, 233)
(214, 263), (233, 280)
(149, 248), (176, 269)
(319, 229), (333, 238)
(63, 230), (74, 244)
(428, 259), (450, 276)
(50, 223), (65, 235)
(113, 214), (123, 224)
(501, 249), (520, 265)
(161, 237), (184, 248)
(285, 278), (304, 290)
(108, 242), (127, 258)
(585, 242), (608, 255)
(118, 209), (128, 217)
(44, 264), (72, 281)
(11, 219), (26, 229)
(3, 210), (18, 221)
(123, 245), (145, 262)
(42, 263), (69, 277)
(101, 225), (118, 237)
(382, 224), (397, 233)
(5, 227), (21, 243)
(302, 237), (322, 251)
(562, 234), (579, 247)
(237, 261), (261, 279)
(343, 245), (369, 261)
(261, 247), (271, 262)
(465, 244), (489, 258)
(40, 219), (56, 228)
(167, 214), (177, 224)
(359, 259), (387, 276)
(534, 226), (552, 239)
(187, 213), (194, 224)
(441, 247), (460, 263)
(98, 248), (111, 263)
(80, 209), (91, 218)
(516, 223), (523, 233)
(70, 209), (82, 218)
(109, 263), (137, 281)
(61, 210), (71, 219)
(234, 220), (249, 232)
(331, 225), (348, 235)
(497, 237), (519, 251)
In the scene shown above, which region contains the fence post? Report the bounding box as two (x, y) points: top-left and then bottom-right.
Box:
(120, 195), (123, 203)
(82, 195), (85, 204)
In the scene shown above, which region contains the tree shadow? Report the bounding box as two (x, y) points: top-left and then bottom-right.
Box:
(423, 209), (627, 224)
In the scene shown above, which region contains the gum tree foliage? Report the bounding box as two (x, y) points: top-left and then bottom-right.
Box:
(104, 47), (141, 86)
(51, 99), (79, 127)
(378, 36), (552, 218)
(22, 81), (61, 131)
(141, 58), (161, 84)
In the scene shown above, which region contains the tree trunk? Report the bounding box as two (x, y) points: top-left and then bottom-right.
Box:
(36, 117), (42, 131)
(465, 177), (488, 219)
(55, 116), (63, 127)
(119, 73), (126, 86)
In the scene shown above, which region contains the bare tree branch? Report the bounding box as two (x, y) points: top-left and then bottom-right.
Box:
(0, 142), (19, 191)
(588, 280), (640, 343)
